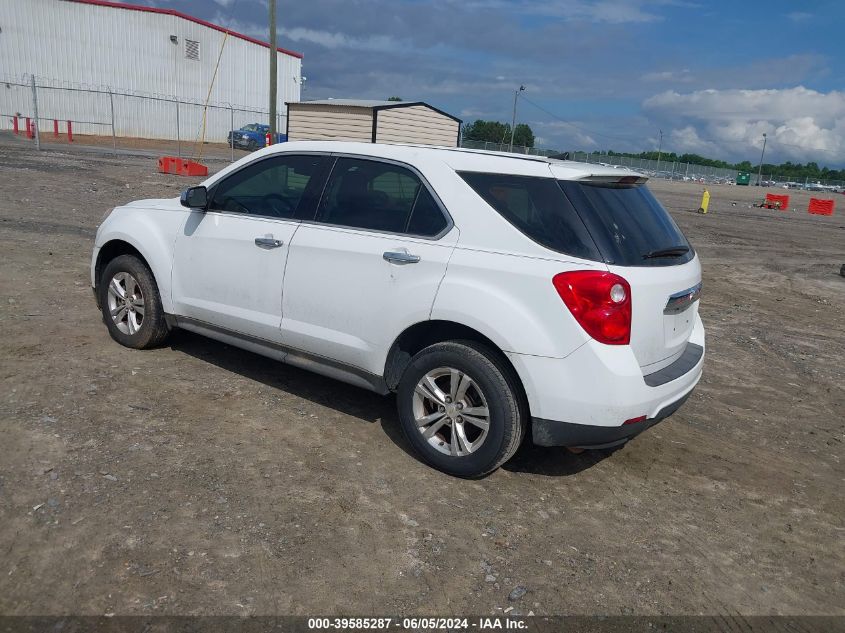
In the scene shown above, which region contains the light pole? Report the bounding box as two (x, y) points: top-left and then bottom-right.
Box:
(756, 133), (767, 186)
(655, 129), (663, 173)
(509, 85), (525, 152)
(268, 0), (278, 143)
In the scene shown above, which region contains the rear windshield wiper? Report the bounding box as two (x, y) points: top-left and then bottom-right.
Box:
(642, 246), (690, 259)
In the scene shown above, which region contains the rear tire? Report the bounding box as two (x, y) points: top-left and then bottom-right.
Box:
(396, 340), (526, 477)
(99, 254), (170, 350)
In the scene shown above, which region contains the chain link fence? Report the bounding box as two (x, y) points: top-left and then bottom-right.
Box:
(1, 73), (283, 159)
(460, 139), (845, 190)
(2, 76), (843, 189)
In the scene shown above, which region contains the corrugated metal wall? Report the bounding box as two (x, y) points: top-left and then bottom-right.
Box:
(286, 104), (374, 142)
(286, 103), (461, 147)
(0, 0), (302, 141)
(376, 106), (459, 147)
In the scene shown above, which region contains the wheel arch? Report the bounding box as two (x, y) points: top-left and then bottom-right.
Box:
(95, 240), (148, 286)
(94, 238), (168, 311)
(383, 320), (530, 414)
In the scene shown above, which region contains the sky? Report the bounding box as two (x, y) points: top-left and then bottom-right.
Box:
(151, 0), (843, 166)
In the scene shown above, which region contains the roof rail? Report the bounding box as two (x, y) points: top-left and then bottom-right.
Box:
(394, 143), (557, 164)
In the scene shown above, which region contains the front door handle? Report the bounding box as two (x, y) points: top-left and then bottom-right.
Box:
(383, 251), (420, 265)
(255, 236), (284, 249)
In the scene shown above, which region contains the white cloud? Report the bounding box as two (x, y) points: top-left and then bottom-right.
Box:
(208, 15), (401, 54)
(532, 120), (600, 149)
(452, 0), (696, 23)
(279, 27), (400, 53)
(643, 87), (845, 163)
(210, 13), (264, 39)
(461, 107), (498, 118)
(666, 126), (722, 155)
(786, 11), (814, 22)
(641, 68), (693, 83)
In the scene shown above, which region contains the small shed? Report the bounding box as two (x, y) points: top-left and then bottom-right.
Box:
(285, 99), (462, 147)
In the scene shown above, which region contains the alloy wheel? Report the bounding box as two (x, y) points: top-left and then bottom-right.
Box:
(412, 367), (490, 456)
(106, 272), (145, 335)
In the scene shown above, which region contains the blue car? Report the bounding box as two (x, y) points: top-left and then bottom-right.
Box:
(227, 124), (286, 151)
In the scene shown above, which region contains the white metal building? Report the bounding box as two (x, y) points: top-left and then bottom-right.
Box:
(287, 100), (462, 147)
(0, 0), (303, 141)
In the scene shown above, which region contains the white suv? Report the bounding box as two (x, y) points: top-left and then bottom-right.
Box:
(92, 141), (704, 477)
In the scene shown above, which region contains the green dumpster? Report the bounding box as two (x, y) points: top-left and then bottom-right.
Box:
(736, 172), (751, 186)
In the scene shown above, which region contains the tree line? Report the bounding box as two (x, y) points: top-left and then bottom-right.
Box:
(462, 120), (536, 148)
(603, 150), (844, 182)
(459, 119), (843, 181)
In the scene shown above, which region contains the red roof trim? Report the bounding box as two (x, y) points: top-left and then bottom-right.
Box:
(65, 0), (304, 59)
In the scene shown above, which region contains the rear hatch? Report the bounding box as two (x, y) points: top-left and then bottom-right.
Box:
(458, 166), (701, 372)
(556, 174), (700, 371)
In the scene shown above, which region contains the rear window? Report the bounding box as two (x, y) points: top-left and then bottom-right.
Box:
(559, 181), (693, 266)
(459, 172), (693, 267)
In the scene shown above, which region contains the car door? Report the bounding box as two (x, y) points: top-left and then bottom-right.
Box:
(171, 153), (329, 343)
(281, 156), (459, 376)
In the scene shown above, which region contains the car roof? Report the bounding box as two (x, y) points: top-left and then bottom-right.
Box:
(266, 141), (646, 181)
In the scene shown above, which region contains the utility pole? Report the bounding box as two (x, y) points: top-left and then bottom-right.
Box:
(30, 74), (40, 151)
(756, 133), (767, 186)
(268, 0), (277, 143)
(655, 129), (663, 173)
(509, 85), (525, 153)
(108, 87), (116, 150)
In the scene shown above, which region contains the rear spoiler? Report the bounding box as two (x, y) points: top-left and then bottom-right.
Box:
(579, 174), (649, 186)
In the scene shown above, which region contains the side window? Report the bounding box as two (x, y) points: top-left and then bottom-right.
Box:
(407, 187), (448, 236)
(209, 155), (326, 218)
(317, 158), (446, 236)
(459, 172), (601, 261)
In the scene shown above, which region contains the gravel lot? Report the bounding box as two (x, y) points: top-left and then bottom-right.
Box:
(1, 137), (843, 617)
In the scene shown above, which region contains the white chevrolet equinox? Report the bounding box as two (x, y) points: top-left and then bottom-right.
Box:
(92, 141), (704, 477)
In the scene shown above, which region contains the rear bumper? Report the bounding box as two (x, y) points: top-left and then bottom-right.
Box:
(507, 313), (705, 447)
(532, 389), (692, 448)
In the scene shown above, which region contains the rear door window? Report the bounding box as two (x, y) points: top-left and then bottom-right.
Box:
(317, 158), (448, 236)
(406, 188), (448, 236)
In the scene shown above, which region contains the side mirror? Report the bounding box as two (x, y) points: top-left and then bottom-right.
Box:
(180, 186), (208, 209)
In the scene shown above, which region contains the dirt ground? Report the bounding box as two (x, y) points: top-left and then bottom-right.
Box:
(0, 136), (843, 618)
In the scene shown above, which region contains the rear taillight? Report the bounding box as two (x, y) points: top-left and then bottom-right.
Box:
(552, 271), (632, 345)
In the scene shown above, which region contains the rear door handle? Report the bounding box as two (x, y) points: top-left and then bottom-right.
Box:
(383, 251), (420, 265)
(255, 236), (284, 249)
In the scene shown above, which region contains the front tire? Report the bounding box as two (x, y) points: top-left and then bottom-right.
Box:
(396, 340), (526, 477)
(99, 254), (169, 350)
